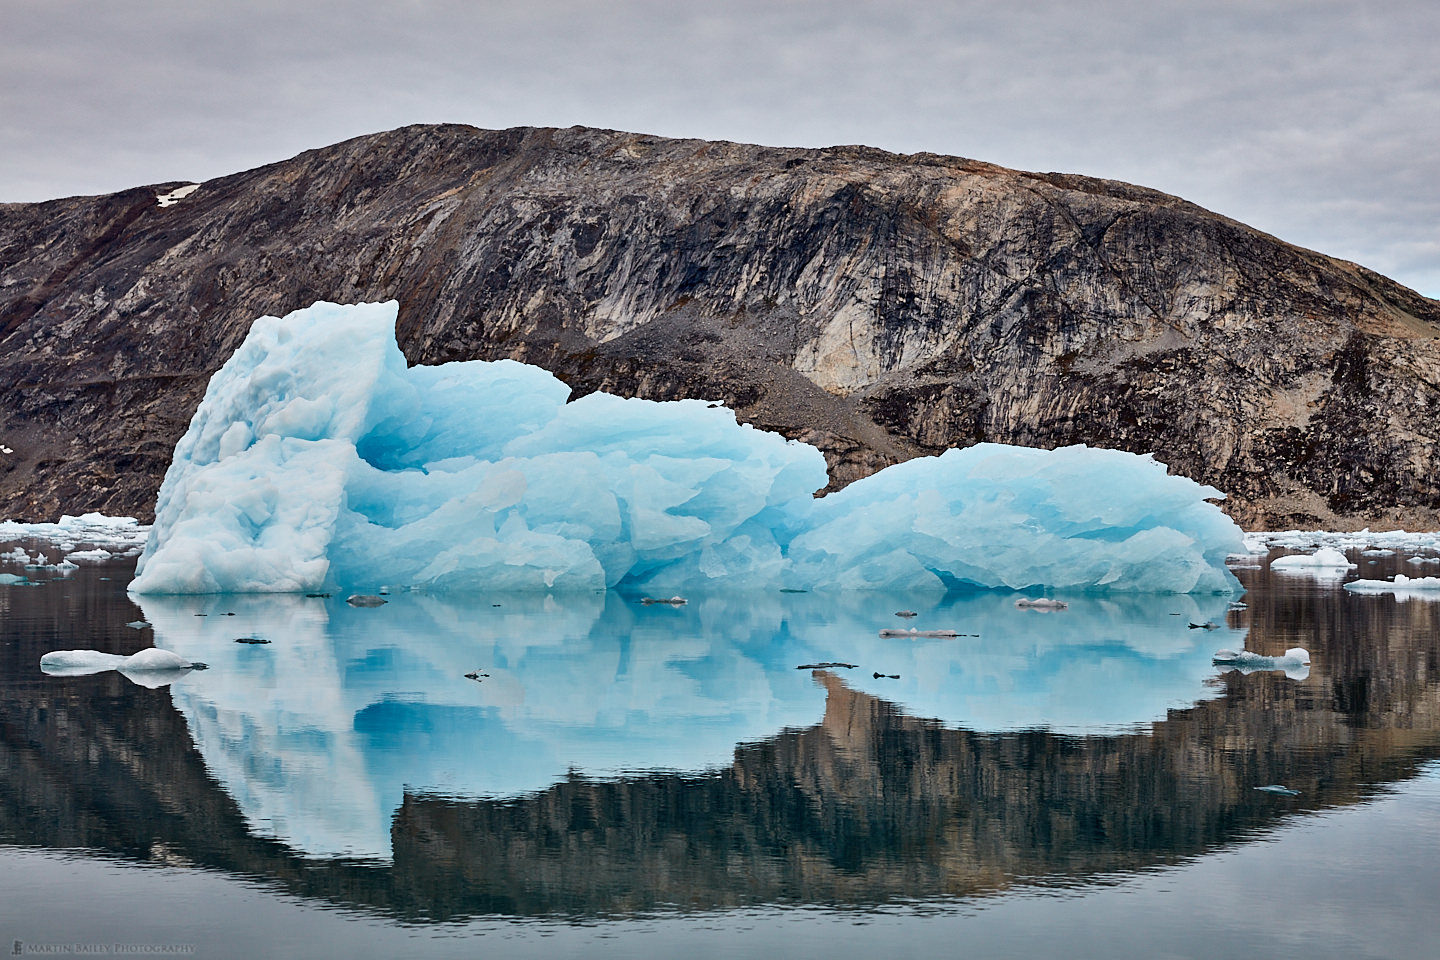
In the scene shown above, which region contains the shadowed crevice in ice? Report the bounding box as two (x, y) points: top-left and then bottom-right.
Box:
(130, 301), (1244, 596)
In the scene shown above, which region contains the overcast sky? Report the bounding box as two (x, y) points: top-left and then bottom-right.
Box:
(3, 0), (1436, 296)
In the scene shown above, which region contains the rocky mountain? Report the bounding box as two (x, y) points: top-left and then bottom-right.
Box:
(1, 123), (1437, 527)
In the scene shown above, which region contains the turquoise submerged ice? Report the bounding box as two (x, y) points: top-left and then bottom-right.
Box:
(130, 301), (1244, 595)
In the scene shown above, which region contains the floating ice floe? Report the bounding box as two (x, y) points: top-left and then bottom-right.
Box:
(39, 647), (203, 688)
(1248, 528), (1440, 555)
(1269, 547), (1357, 580)
(1254, 785), (1301, 797)
(0, 513), (149, 552)
(130, 301), (1246, 596)
(64, 548), (113, 563)
(1014, 597), (1068, 610)
(1342, 574), (1440, 601)
(1212, 647), (1311, 680)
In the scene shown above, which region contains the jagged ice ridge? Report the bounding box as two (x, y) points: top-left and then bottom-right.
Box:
(129, 302), (1244, 595)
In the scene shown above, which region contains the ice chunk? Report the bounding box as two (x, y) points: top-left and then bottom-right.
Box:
(0, 513), (148, 551)
(64, 549), (113, 563)
(1212, 646), (1310, 680)
(1269, 547), (1357, 579)
(131, 301), (1246, 596)
(40, 647), (200, 687)
(1342, 574), (1440, 601)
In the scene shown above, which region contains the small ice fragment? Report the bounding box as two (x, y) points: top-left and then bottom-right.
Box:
(1188, 621), (1219, 629)
(895, 610), (918, 618)
(1212, 646), (1311, 680)
(1342, 574), (1440, 600)
(122, 648), (193, 671)
(125, 620), (151, 629)
(40, 647), (197, 686)
(1270, 547), (1356, 572)
(878, 628), (967, 638)
(1361, 548), (1395, 557)
(640, 596), (687, 605)
(65, 549), (112, 563)
(1015, 597), (1068, 610)
(0, 573), (27, 586)
(346, 595), (387, 607)
(1254, 785), (1301, 796)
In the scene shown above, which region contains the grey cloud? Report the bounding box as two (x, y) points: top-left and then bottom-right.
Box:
(2, 0), (1436, 295)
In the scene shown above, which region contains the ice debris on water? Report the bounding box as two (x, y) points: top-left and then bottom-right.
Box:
(128, 301), (1245, 596)
(126, 620), (151, 629)
(1249, 528), (1440, 555)
(1212, 647), (1311, 680)
(65, 549), (113, 563)
(1269, 547), (1357, 581)
(0, 513), (147, 551)
(878, 627), (974, 638)
(346, 595), (388, 607)
(39, 647), (203, 688)
(1014, 597), (1068, 610)
(1254, 785), (1301, 797)
(1342, 574), (1440, 601)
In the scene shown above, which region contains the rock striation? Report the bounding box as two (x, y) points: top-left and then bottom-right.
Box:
(1, 123), (1437, 527)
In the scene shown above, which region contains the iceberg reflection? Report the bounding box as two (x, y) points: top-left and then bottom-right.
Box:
(139, 590), (1243, 860)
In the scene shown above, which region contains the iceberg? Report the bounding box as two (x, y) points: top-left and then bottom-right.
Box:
(131, 301), (1244, 596)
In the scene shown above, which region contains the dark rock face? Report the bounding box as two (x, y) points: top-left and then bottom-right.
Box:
(1, 123), (1437, 527)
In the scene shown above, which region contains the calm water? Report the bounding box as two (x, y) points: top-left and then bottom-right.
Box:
(1, 544), (1438, 959)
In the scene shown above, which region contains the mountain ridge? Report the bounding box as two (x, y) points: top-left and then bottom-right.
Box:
(1, 122), (1437, 527)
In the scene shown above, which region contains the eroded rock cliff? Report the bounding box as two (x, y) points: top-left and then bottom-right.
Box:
(2, 123), (1437, 527)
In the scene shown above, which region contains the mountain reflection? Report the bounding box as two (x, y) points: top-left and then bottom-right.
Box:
(0, 559), (1437, 920)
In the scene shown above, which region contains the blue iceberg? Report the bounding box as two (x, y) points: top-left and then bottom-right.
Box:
(130, 301), (1243, 595)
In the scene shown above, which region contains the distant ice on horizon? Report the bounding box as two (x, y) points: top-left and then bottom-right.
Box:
(129, 301), (1245, 596)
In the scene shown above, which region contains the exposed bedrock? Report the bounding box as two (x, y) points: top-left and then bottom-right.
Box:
(1, 123), (1437, 527)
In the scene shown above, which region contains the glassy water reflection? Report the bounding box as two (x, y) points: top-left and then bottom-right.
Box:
(2, 548), (1438, 954)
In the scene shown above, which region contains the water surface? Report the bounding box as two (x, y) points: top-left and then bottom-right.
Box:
(1, 545), (1437, 958)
